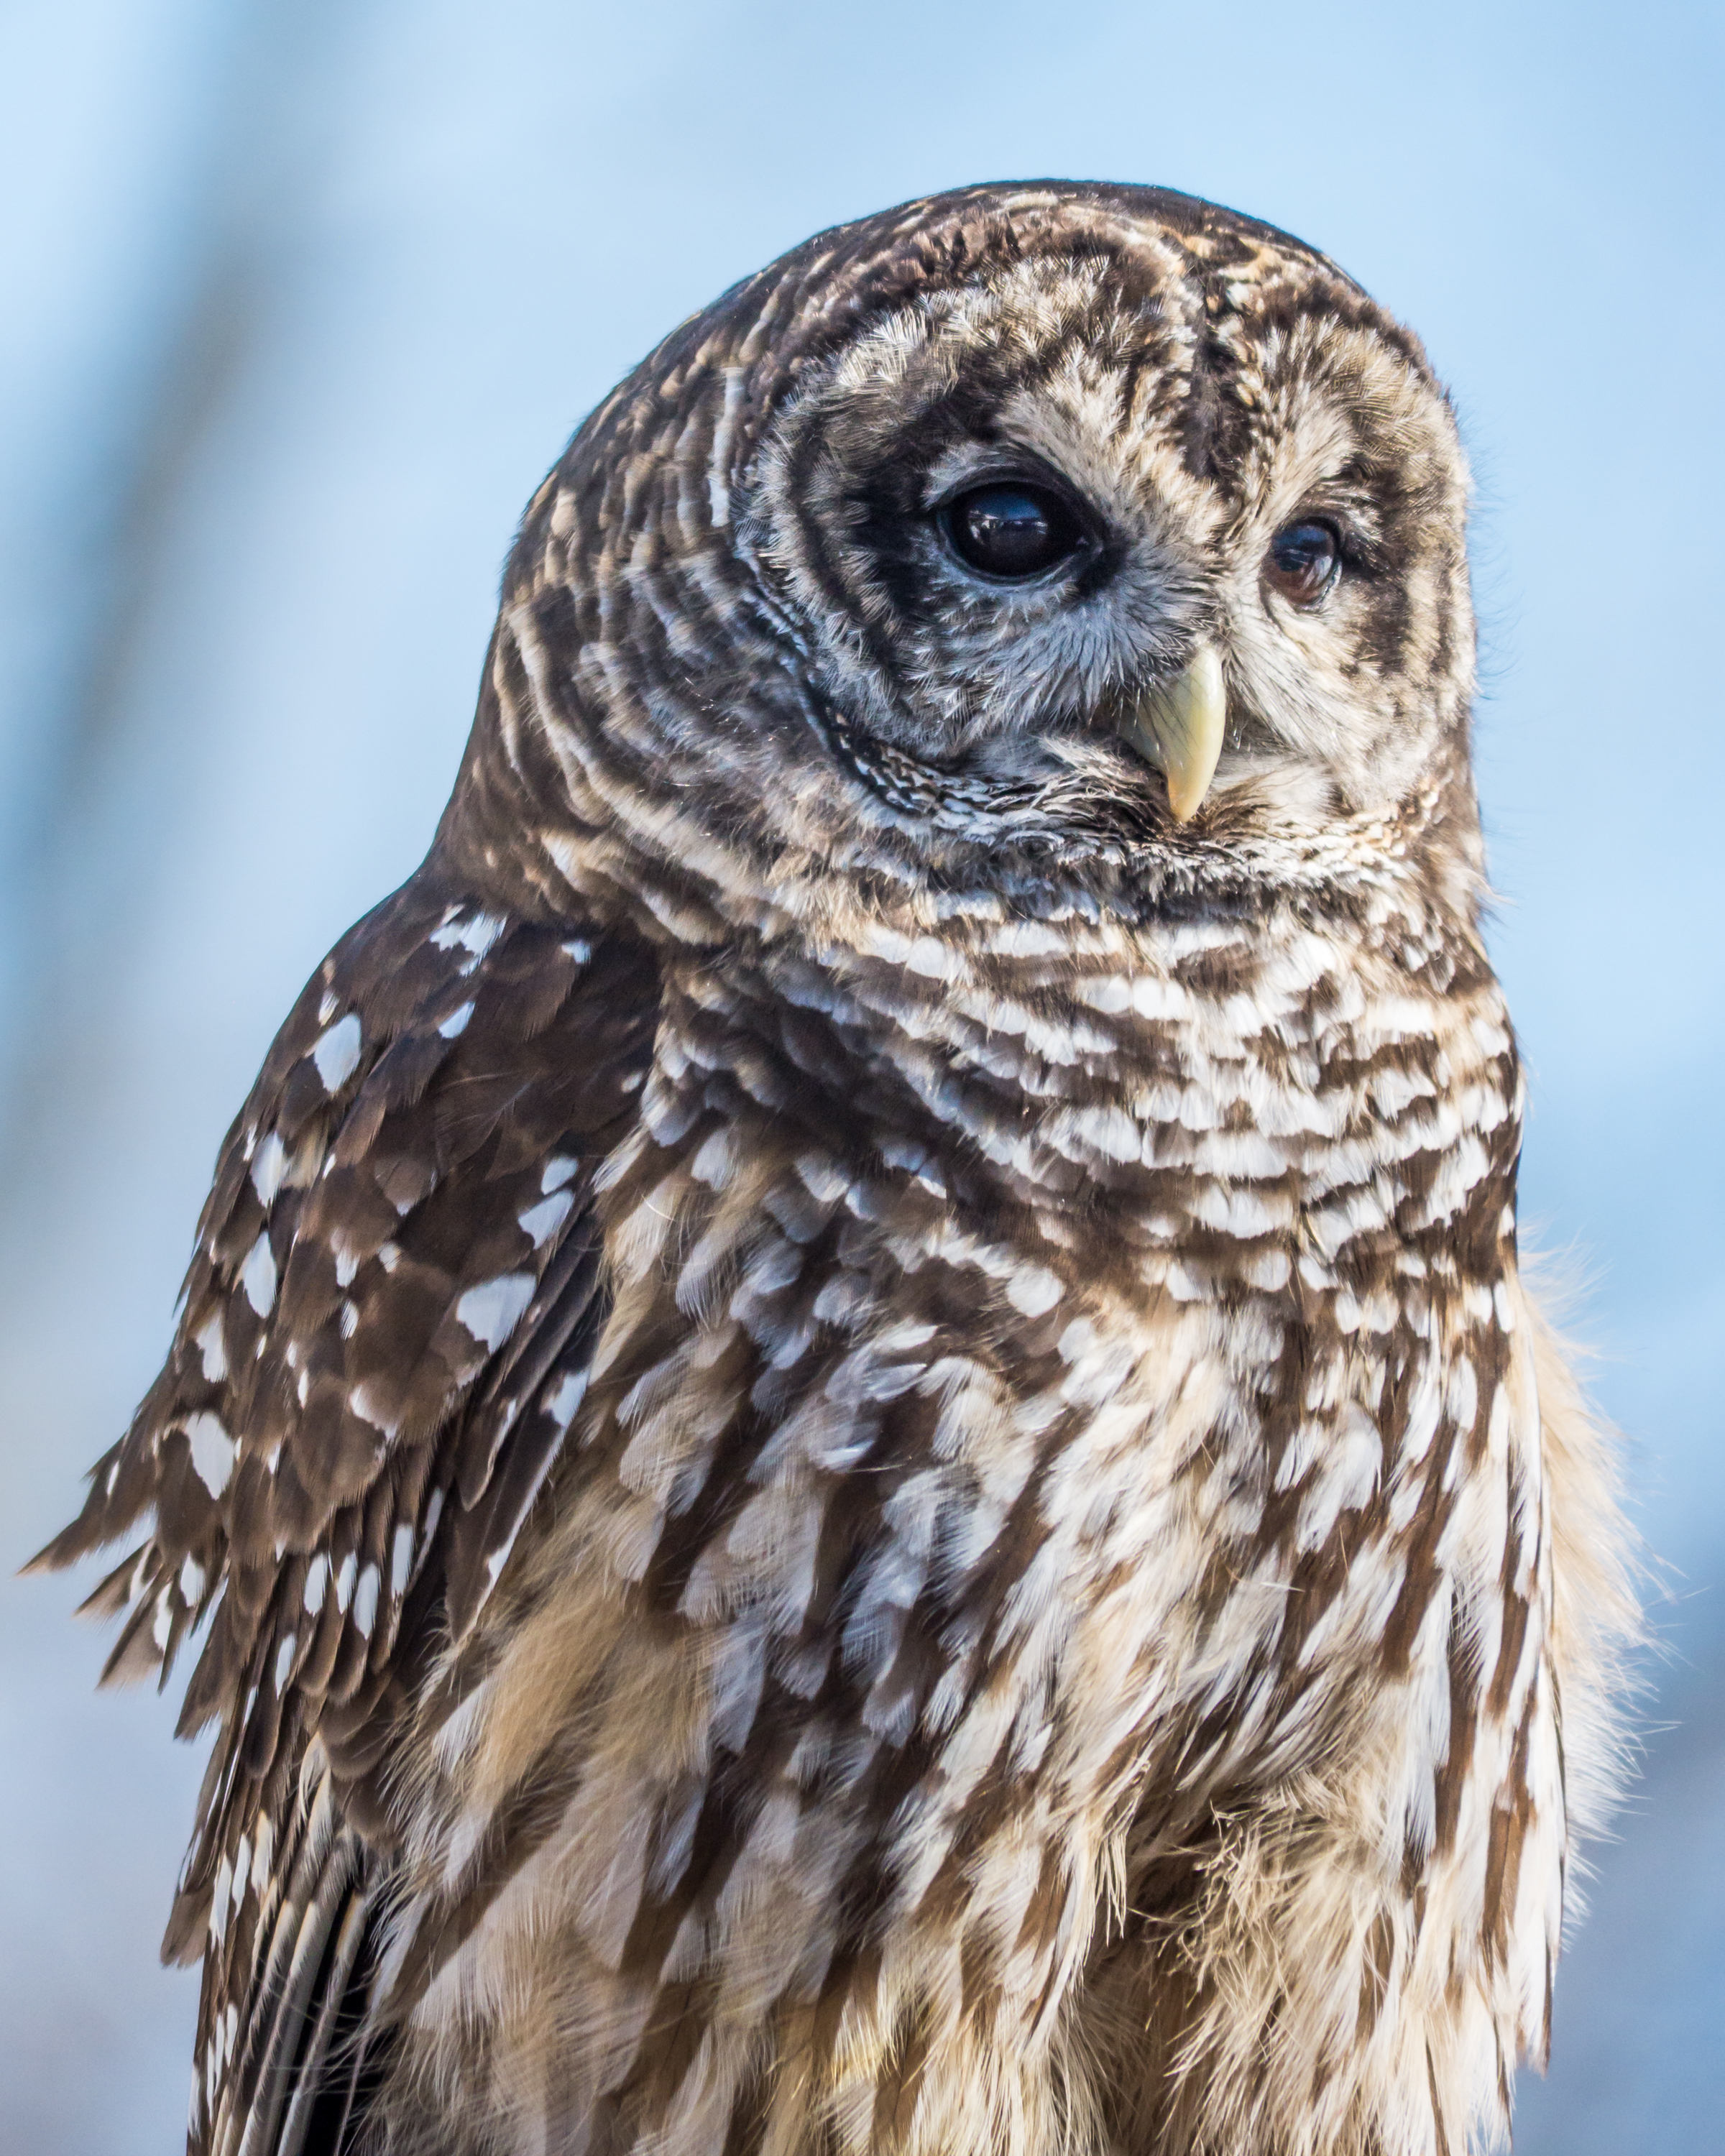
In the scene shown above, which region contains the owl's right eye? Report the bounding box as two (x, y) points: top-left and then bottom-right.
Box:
(941, 482), (1084, 582)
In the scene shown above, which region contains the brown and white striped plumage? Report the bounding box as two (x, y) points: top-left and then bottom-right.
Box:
(40, 183), (1634, 2156)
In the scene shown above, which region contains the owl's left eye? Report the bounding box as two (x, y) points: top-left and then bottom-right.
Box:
(941, 482), (1085, 582)
(1264, 520), (1341, 607)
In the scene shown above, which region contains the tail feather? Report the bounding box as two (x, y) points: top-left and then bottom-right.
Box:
(197, 1777), (388, 2156)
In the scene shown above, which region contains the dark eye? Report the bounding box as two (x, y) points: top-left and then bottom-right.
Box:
(942, 482), (1083, 581)
(1265, 520), (1341, 607)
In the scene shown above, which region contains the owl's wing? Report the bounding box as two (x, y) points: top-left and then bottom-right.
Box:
(32, 872), (660, 2156)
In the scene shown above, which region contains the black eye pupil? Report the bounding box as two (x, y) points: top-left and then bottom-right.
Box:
(944, 484), (1080, 580)
(1266, 520), (1340, 602)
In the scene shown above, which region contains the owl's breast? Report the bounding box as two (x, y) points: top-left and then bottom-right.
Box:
(536, 908), (1529, 1791)
(387, 909), (1555, 2150)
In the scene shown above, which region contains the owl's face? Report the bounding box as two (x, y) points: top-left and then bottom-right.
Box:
(748, 245), (1472, 835)
(495, 188), (1481, 923)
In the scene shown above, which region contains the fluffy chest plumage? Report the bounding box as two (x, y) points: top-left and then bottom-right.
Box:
(584, 886), (1523, 1736)
(384, 886), (1551, 2156)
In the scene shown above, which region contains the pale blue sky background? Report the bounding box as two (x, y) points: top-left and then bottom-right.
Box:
(1, 3), (1719, 2148)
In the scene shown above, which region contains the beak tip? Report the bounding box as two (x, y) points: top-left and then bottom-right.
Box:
(1124, 642), (1227, 826)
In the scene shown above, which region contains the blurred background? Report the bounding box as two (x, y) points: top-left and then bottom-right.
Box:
(1, 1), (1719, 2147)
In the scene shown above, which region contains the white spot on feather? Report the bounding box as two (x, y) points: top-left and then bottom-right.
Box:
(179, 1554), (206, 1604)
(1241, 1246), (1292, 1291)
(706, 364), (745, 525)
(334, 1248), (358, 1289)
(1470, 1013), (1511, 1057)
(210, 1859), (232, 1945)
(185, 1413), (235, 1498)
(1074, 973), (1131, 1013)
(438, 1001), (474, 1039)
(456, 1273), (536, 1350)
(303, 1554), (328, 1613)
(347, 1383), (398, 1437)
(689, 1127), (736, 1189)
(1297, 1407), (1383, 1552)
(391, 1523), (414, 1598)
(983, 918), (1067, 958)
(546, 1369), (588, 1431)
(250, 1132), (288, 1206)
(334, 1552), (356, 1613)
(541, 1155), (578, 1194)
(906, 935), (961, 981)
(418, 1487), (443, 1566)
(431, 912), (505, 962)
(352, 1564), (380, 1639)
(1131, 973), (1191, 1020)
(273, 1634), (296, 1691)
(311, 1013), (362, 1091)
(194, 1311), (227, 1383)
(1447, 1354), (1479, 1436)
(241, 1234), (277, 1317)
(518, 1191), (574, 1247)
(1006, 1266), (1063, 1317)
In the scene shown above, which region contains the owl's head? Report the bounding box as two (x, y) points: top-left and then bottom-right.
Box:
(454, 184), (1480, 934)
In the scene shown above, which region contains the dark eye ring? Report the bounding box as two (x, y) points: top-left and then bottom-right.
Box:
(1264, 520), (1342, 608)
(940, 481), (1085, 583)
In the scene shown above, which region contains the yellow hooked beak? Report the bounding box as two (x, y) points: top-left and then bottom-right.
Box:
(1116, 643), (1227, 824)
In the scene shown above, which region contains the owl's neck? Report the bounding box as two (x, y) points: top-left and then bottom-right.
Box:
(645, 840), (1521, 1316)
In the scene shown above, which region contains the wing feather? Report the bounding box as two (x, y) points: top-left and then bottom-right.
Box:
(32, 870), (661, 2152)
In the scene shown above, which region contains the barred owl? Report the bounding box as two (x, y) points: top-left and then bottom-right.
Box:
(39, 183), (1634, 2156)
